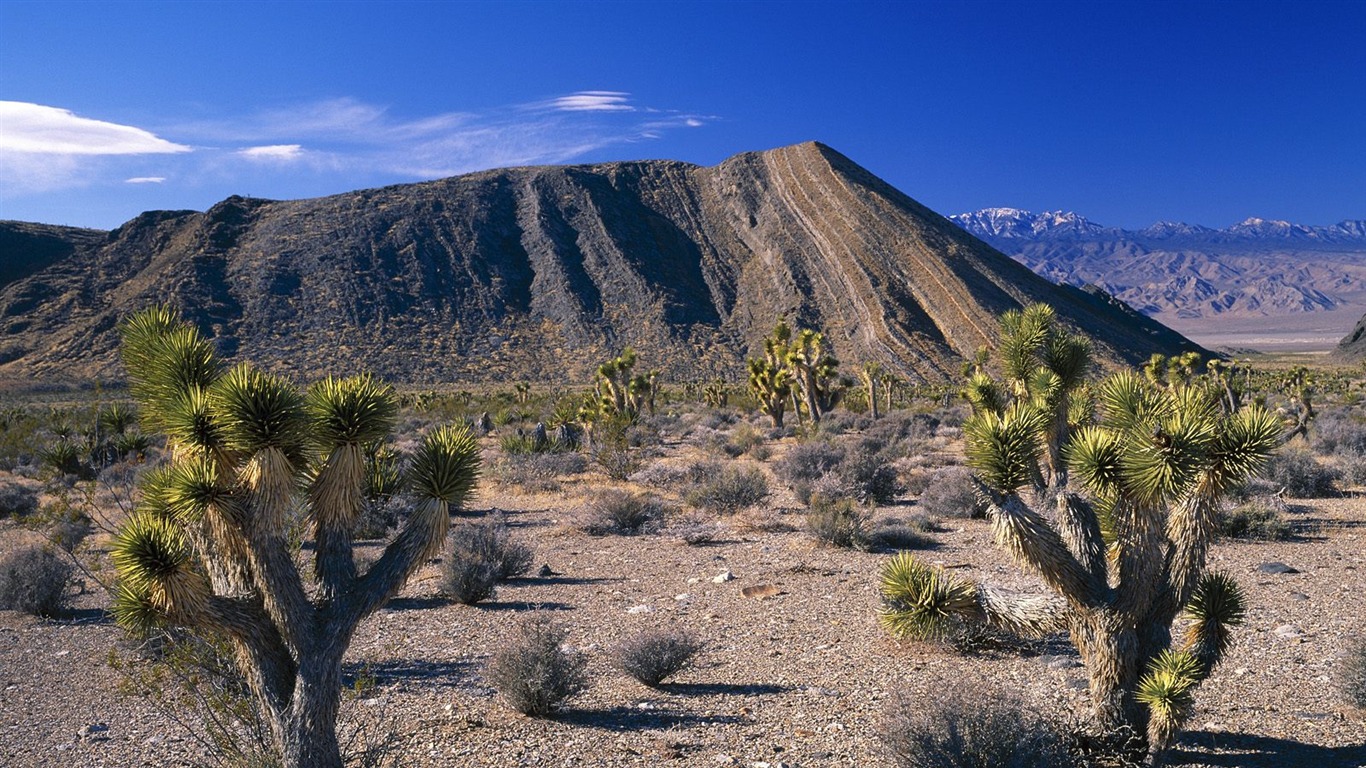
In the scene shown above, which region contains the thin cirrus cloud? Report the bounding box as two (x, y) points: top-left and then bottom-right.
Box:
(2, 91), (710, 201)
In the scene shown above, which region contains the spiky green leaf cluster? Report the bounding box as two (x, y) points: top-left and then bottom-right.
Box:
(112, 513), (195, 594)
(878, 553), (978, 640)
(306, 375), (397, 448)
(212, 364), (308, 456)
(1136, 650), (1201, 723)
(409, 424), (481, 505)
(964, 404), (1045, 493)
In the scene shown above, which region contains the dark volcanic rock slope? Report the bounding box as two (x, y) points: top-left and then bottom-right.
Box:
(0, 142), (1196, 385)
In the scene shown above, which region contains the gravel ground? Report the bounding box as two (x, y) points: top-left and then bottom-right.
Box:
(2, 440), (1364, 768)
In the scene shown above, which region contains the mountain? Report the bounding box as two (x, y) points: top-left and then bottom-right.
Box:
(0, 143), (1198, 386)
(0, 221), (107, 290)
(951, 209), (1366, 326)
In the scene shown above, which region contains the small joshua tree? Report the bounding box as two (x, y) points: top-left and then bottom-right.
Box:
(593, 349), (655, 421)
(880, 363), (1280, 764)
(861, 362), (885, 420)
(110, 307), (480, 768)
(748, 322), (794, 428)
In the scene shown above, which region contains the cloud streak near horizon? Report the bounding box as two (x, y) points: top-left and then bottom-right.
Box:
(0, 92), (711, 203)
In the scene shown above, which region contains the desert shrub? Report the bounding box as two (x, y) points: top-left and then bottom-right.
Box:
(666, 512), (723, 546)
(441, 519), (532, 604)
(486, 615), (588, 716)
(1342, 636), (1366, 708)
(590, 419), (640, 481)
(0, 478), (39, 518)
(866, 411), (938, 447)
(819, 410), (872, 435)
(685, 465), (768, 514)
(1218, 497), (1292, 540)
(1260, 446), (1339, 498)
(47, 507), (93, 552)
(774, 440), (845, 504)
(617, 627), (703, 686)
(916, 466), (984, 519)
(1311, 409), (1366, 457)
(805, 495), (870, 549)
(492, 452), (588, 493)
(457, 517), (534, 580)
(0, 544), (71, 616)
(868, 515), (937, 551)
(831, 444), (902, 504)
(726, 423), (767, 458)
(878, 683), (1076, 768)
(440, 546), (500, 605)
(580, 490), (670, 535)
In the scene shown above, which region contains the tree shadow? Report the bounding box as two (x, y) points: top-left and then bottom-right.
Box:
(659, 682), (790, 697)
(1169, 730), (1365, 767)
(382, 596), (449, 612)
(519, 575), (626, 587)
(477, 600), (574, 612)
(58, 607), (113, 625)
(556, 705), (745, 731)
(343, 658), (476, 690)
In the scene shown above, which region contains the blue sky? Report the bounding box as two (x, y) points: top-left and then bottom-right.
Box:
(2, 0), (1363, 230)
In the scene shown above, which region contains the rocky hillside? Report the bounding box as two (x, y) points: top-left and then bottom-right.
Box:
(0, 221), (107, 290)
(0, 143), (1197, 386)
(952, 208), (1366, 321)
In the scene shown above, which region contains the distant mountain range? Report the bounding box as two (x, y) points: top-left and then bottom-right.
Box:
(0, 143), (1196, 387)
(951, 208), (1366, 322)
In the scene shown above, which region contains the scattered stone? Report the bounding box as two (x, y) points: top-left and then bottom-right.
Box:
(537, 564), (555, 578)
(713, 570), (735, 583)
(1289, 592), (1310, 601)
(674, 593), (691, 601)
(1258, 562), (1300, 575)
(742, 584), (781, 599)
(627, 605), (653, 614)
(1044, 655), (1082, 670)
(1274, 624), (1304, 639)
(78, 723), (109, 741)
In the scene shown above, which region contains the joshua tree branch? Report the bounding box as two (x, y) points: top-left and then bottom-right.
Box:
(977, 584), (1069, 637)
(201, 595), (297, 714)
(343, 508), (442, 627)
(983, 488), (1104, 608)
(1055, 491), (1108, 585)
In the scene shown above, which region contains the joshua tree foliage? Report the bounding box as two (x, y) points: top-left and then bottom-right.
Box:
(110, 307), (481, 768)
(748, 323), (795, 428)
(881, 361), (1280, 764)
(962, 303), (1093, 489)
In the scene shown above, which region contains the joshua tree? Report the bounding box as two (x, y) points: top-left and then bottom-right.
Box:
(110, 307), (480, 768)
(786, 326), (846, 425)
(748, 323), (795, 428)
(1280, 365), (1316, 442)
(593, 348), (653, 421)
(514, 382), (531, 405)
(880, 368), (1280, 764)
(860, 362), (884, 420)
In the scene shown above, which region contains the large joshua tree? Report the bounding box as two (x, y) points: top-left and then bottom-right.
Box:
(881, 307), (1281, 764)
(110, 307), (480, 768)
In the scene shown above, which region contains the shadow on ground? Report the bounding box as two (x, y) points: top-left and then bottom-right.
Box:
(557, 705), (745, 731)
(1170, 730), (1366, 767)
(343, 658), (477, 690)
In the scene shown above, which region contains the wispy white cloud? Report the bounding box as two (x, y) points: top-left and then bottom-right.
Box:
(237, 144), (304, 161)
(2, 92), (714, 203)
(546, 91), (634, 112)
(0, 101), (190, 155)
